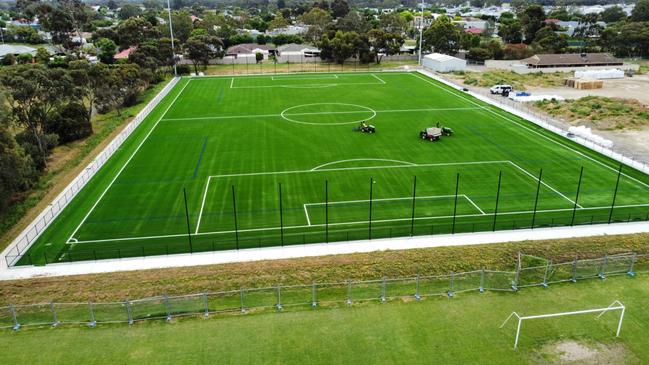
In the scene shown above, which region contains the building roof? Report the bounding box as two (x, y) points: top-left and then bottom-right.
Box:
(226, 43), (276, 54)
(522, 53), (623, 67)
(0, 44), (37, 58)
(277, 43), (320, 53)
(114, 46), (137, 60)
(464, 28), (484, 34)
(424, 53), (463, 62)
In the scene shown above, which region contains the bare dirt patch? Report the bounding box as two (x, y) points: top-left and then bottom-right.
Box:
(533, 340), (636, 364)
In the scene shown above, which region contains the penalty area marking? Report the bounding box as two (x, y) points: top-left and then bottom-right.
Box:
(311, 158), (417, 171)
(271, 74), (338, 81)
(302, 194), (486, 226)
(280, 103), (377, 125)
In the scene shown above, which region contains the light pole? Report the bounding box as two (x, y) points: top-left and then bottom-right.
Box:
(166, 0), (178, 76)
(418, 0), (425, 66)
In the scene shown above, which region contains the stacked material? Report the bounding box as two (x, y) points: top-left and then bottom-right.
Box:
(509, 94), (564, 102)
(568, 125), (614, 148)
(564, 78), (604, 89)
(574, 69), (624, 79)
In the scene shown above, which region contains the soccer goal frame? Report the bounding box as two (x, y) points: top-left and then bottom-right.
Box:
(500, 300), (626, 349)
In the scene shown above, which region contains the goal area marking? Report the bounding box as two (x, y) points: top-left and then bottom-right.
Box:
(500, 300), (625, 349)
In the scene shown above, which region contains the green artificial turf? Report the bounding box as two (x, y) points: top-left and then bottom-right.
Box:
(1, 275), (648, 364)
(19, 72), (649, 265)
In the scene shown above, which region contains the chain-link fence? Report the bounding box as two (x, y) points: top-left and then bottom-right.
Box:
(1, 252), (646, 331)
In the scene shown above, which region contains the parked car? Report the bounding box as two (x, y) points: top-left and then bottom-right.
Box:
(490, 85), (513, 95)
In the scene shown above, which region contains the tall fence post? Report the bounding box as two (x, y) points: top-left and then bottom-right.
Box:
(531, 169), (543, 229)
(479, 269), (485, 293)
(415, 273), (421, 300)
(452, 173), (460, 234)
(410, 176), (417, 236)
(542, 261), (551, 288)
(448, 272), (455, 298)
(380, 277), (386, 302)
(50, 301), (59, 327)
(202, 293), (209, 317)
(10, 305), (20, 331)
(628, 253), (637, 277)
(608, 165), (623, 224)
(598, 255), (608, 280)
(164, 294), (172, 321)
(88, 301), (96, 327)
(346, 280), (352, 305)
(125, 300), (133, 325)
(512, 252), (521, 291)
(570, 166), (584, 226)
(276, 285), (283, 310)
(240, 288), (246, 313)
(571, 258), (578, 283)
(311, 282), (317, 308)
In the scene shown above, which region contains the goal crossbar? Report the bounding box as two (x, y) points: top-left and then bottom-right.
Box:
(500, 300), (625, 349)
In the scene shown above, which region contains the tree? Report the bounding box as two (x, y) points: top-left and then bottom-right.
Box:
(631, 0), (649, 22)
(118, 4), (143, 20)
(277, 0), (286, 9)
(96, 38), (117, 64)
(498, 19), (523, 44)
(268, 12), (289, 30)
(68, 60), (110, 126)
(143, 0), (162, 10)
(255, 52), (264, 63)
(17, 53), (33, 64)
(519, 4), (545, 44)
(1, 54), (16, 66)
(106, 0), (118, 10)
(600, 6), (626, 23)
(331, 0), (349, 19)
(0, 118), (35, 211)
(35, 47), (50, 64)
(301, 7), (332, 44)
(367, 29), (403, 64)
(337, 10), (370, 33)
(0, 65), (73, 168)
(116, 17), (155, 48)
(186, 35), (223, 74)
(422, 16), (462, 55)
(44, 102), (92, 143)
(379, 12), (408, 34)
(532, 26), (568, 53)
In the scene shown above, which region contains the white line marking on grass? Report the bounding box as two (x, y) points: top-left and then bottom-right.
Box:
(463, 195), (486, 215)
(371, 73), (386, 84)
(280, 103), (376, 125)
(303, 204), (312, 226)
(230, 82), (384, 89)
(65, 79), (193, 243)
(271, 75), (338, 81)
(410, 72), (649, 191)
(311, 158), (417, 171)
(507, 161), (582, 208)
(195, 176), (212, 234)
(230, 77), (234, 89)
(160, 107), (481, 122)
(72, 203), (649, 244)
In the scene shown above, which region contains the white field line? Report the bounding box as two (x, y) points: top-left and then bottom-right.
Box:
(371, 73), (386, 84)
(230, 82), (384, 89)
(230, 77), (234, 89)
(189, 71), (390, 80)
(194, 176), (212, 234)
(311, 158), (417, 171)
(463, 195), (486, 215)
(160, 107), (480, 122)
(303, 204), (312, 226)
(70, 203), (649, 245)
(411, 72), (649, 191)
(507, 161), (582, 208)
(66, 79), (193, 243)
(304, 194), (486, 216)
(271, 75), (338, 81)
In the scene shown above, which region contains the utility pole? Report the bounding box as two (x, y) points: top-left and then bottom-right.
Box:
(166, 0), (178, 76)
(418, 0), (425, 66)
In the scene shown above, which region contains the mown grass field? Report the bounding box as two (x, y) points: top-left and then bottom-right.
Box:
(20, 71), (649, 265)
(0, 274), (647, 364)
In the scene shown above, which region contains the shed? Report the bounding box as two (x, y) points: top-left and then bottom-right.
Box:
(422, 53), (466, 72)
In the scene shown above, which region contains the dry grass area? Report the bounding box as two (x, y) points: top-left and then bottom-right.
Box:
(533, 341), (636, 365)
(449, 70), (569, 89)
(533, 96), (649, 130)
(0, 233), (647, 306)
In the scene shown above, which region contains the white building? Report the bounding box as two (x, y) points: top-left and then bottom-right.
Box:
(422, 53), (466, 72)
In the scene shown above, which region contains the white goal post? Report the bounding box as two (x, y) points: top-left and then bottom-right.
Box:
(500, 300), (626, 349)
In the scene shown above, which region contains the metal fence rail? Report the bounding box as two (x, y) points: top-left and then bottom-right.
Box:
(1, 252), (645, 331)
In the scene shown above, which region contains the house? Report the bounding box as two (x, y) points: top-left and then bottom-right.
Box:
(422, 53), (466, 72)
(114, 46), (138, 60)
(225, 43), (276, 60)
(521, 53), (623, 69)
(0, 44), (37, 60)
(276, 43), (320, 62)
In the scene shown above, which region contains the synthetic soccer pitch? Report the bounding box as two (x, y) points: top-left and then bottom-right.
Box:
(20, 72), (649, 264)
